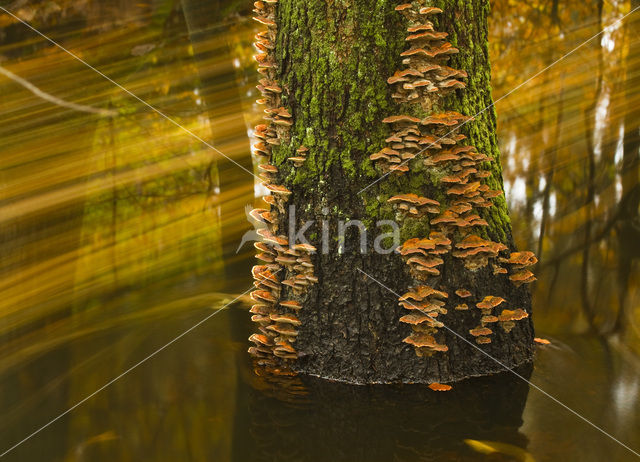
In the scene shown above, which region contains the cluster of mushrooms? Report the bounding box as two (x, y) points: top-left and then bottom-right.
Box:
(373, 3), (538, 357)
(248, 0), (317, 372)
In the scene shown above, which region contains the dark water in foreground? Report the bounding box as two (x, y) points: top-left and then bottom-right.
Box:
(1, 270), (639, 461)
(1, 0), (639, 461)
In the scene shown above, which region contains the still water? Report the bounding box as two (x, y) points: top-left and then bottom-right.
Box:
(1, 1), (639, 461)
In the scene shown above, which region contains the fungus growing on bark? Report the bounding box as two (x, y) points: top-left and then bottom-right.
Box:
(251, 290), (277, 304)
(419, 7), (443, 15)
(264, 183), (292, 196)
(476, 336), (491, 345)
(455, 304), (469, 310)
(267, 323), (299, 336)
(476, 296), (506, 310)
(394, 3), (412, 11)
(534, 337), (551, 345)
(469, 327), (493, 337)
(428, 382), (452, 392)
(400, 312), (435, 325)
(498, 308), (529, 322)
(500, 251), (538, 268)
(455, 288), (472, 298)
(400, 286), (448, 302)
(249, 333), (273, 347)
(481, 315), (499, 323)
(509, 270), (537, 286)
(403, 332), (448, 352)
(270, 313), (301, 326)
(287, 156), (306, 167)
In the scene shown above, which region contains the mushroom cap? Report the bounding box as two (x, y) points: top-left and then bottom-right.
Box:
(469, 327), (493, 337)
(481, 315), (499, 323)
(428, 382), (452, 391)
(280, 300), (302, 310)
(269, 313), (301, 326)
(388, 193), (440, 207)
(394, 3), (413, 11)
(398, 238), (436, 256)
(251, 314), (271, 324)
(276, 107), (292, 118)
(421, 111), (471, 126)
(447, 181), (482, 196)
(455, 288), (472, 298)
(429, 231), (452, 246)
(249, 333), (272, 346)
(275, 255), (297, 265)
(250, 290), (276, 304)
(253, 15), (276, 26)
(534, 337), (551, 345)
(455, 303), (469, 310)
(264, 183), (292, 195)
(274, 341), (296, 354)
(407, 23), (435, 33)
(425, 152), (459, 164)
(430, 210), (459, 225)
(399, 312), (435, 325)
(257, 228), (288, 246)
(400, 285), (448, 301)
(498, 308), (529, 322)
(476, 296), (506, 309)
(419, 6), (443, 15)
(509, 269), (536, 282)
(297, 145), (309, 153)
(456, 235), (493, 249)
(382, 115), (421, 124)
(389, 164), (410, 173)
(258, 164), (279, 173)
(263, 195), (276, 206)
(267, 323), (299, 336)
(293, 243), (317, 252)
(273, 118), (293, 126)
(406, 255), (444, 268)
(249, 208), (269, 222)
(250, 304), (271, 315)
(501, 251), (538, 267)
(439, 79), (466, 89)
(403, 332), (436, 348)
(406, 31), (448, 41)
(476, 336), (492, 344)
(288, 156), (307, 163)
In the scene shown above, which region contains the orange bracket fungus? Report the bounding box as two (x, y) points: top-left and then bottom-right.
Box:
(369, 2), (538, 362)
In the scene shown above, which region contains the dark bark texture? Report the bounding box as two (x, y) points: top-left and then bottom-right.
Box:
(267, 0), (534, 384)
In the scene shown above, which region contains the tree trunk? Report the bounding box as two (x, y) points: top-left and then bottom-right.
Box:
(614, 0), (640, 334)
(250, 0), (535, 384)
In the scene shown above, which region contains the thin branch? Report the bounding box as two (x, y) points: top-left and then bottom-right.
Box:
(0, 65), (117, 116)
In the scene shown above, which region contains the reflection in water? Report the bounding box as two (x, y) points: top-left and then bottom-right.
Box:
(0, 0), (639, 461)
(234, 367), (532, 462)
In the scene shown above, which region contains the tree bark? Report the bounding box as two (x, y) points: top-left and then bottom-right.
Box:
(614, 0), (640, 334)
(251, 0), (535, 384)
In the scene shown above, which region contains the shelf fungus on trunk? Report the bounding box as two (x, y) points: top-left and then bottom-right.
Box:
(246, 0), (536, 385)
(247, 0), (318, 377)
(368, 1), (538, 387)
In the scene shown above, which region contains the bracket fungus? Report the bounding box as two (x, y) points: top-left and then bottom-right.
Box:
(247, 0), (537, 378)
